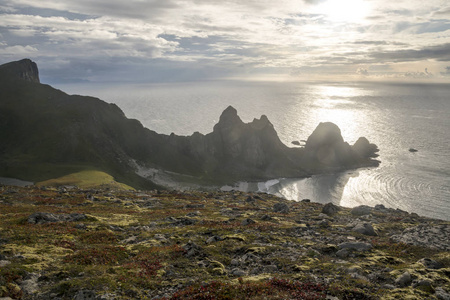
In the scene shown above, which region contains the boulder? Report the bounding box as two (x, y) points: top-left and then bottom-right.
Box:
(351, 205), (373, 216)
(338, 242), (372, 252)
(395, 271), (412, 287)
(273, 202), (289, 214)
(352, 223), (378, 236)
(241, 218), (256, 226)
(417, 258), (444, 269)
(322, 202), (341, 215)
(20, 273), (39, 295)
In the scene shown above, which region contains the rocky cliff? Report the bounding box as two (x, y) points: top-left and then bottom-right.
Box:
(0, 59), (379, 188)
(0, 58), (40, 83)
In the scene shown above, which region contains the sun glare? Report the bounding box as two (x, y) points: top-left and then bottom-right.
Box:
(316, 0), (371, 23)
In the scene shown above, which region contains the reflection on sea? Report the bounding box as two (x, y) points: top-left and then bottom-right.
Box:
(222, 171), (358, 206)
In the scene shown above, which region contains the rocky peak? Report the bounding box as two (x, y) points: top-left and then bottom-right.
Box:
(0, 58), (40, 83)
(213, 106), (244, 132)
(250, 115), (272, 130)
(305, 122), (344, 150)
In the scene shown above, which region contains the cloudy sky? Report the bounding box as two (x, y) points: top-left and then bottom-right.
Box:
(0, 0), (449, 83)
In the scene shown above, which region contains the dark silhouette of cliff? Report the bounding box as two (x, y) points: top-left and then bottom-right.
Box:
(0, 59), (379, 188)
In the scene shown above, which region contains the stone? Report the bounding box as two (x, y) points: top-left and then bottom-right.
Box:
(336, 249), (351, 258)
(0, 260), (11, 267)
(206, 236), (222, 244)
(20, 274), (39, 295)
(245, 196), (256, 203)
(381, 284), (396, 290)
(74, 290), (96, 300)
(395, 271), (412, 287)
(260, 215), (273, 221)
(182, 241), (204, 258)
(27, 212), (87, 224)
(172, 217), (197, 226)
(121, 236), (138, 244)
(186, 211), (201, 217)
(185, 204), (205, 209)
(413, 280), (434, 292)
(20, 273), (39, 295)
(338, 242), (372, 252)
(154, 234), (166, 241)
(352, 223), (378, 236)
(374, 204), (386, 210)
(322, 203), (341, 215)
(241, 218), (256, 226)
(391, 224), (450, 251)
(231, 268), (246, 277)
(273, 202), (289, 214)
(75, 223), (87, 230)
(417, 258), (444, 269)
(264, 265), (278, 272)
(435, 287), (450, 300)
(351, 205), (373, 216)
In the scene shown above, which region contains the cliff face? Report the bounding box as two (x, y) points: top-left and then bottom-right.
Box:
(0, 58), (40, 83)
(0, 59), (380, 187)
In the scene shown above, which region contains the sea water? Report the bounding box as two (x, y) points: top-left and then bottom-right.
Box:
(59, 81), (450, 221)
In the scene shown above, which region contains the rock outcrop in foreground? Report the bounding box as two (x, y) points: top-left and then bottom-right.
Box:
(0, 59), (379, 188)
(0, 185), (448, 299)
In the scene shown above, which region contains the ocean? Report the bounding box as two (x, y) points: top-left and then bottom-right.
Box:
(59, 81), (450, 221)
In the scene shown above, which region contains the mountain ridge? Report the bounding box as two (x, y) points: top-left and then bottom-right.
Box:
(0, 59), (379, 188)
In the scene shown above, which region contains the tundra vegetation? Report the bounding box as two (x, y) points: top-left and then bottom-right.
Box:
(0, 184), (448, 299)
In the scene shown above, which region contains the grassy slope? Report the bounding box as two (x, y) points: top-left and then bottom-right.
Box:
(36, 170), (134, 190)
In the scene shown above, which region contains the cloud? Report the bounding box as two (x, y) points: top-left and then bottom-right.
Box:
(0, 45), (38, 55)
(356, 68), (369, 75)
(0, 0), (449, 83)
(402, 68), (433, 78)
(431, 7), (450, 18)
(370, 43), (450, 62)
(441, 66), (450, 76)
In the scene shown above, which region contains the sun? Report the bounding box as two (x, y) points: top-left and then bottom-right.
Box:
(316, 0), (372, 23)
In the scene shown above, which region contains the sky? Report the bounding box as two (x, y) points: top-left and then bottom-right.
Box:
(0, 0), (450, 83)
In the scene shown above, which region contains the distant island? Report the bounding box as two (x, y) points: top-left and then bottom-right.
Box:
(0, 59), (379, 189)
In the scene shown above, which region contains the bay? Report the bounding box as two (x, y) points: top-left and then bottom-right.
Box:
(59, 81), (450, 220)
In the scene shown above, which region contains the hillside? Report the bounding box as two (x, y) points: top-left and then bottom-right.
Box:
(0, 185), (448, 299)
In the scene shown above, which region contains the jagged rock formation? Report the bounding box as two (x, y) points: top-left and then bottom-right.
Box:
(0, 59), (380, 188)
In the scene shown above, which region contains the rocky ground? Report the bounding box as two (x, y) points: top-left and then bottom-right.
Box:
(0, 184), (449, 299)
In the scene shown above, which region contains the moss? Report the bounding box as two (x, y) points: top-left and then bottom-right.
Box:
(223, 234), (246, 242)
(0, 186), (448, 300)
